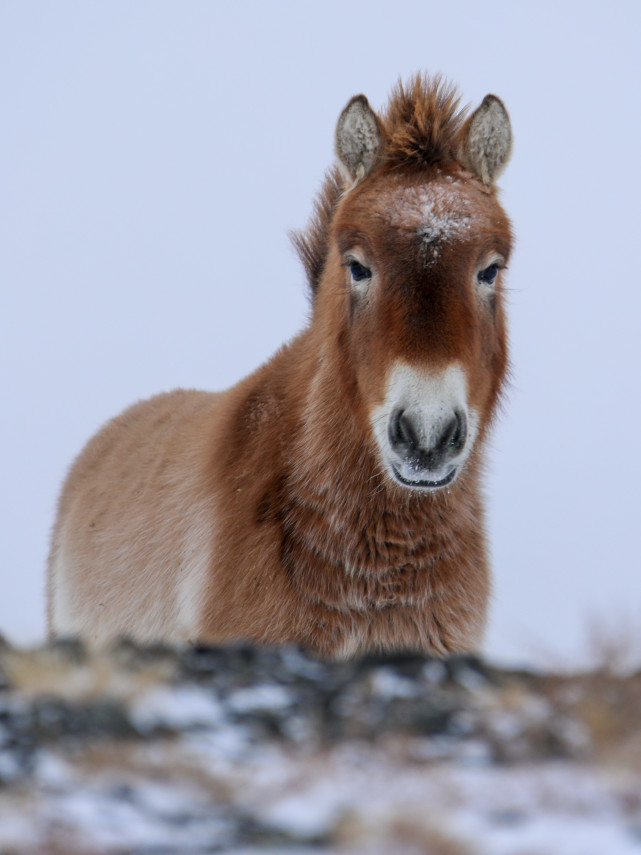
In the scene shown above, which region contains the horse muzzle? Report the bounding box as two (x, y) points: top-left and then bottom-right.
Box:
(371, 362), (478, 492)
(387, 407), (467, 490)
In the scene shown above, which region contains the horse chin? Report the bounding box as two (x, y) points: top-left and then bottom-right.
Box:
(390, 463), (458, 491)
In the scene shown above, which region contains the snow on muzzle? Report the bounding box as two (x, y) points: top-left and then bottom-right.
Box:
(371, 363), (479, 490)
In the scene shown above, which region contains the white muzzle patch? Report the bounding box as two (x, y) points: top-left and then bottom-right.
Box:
(371, 362), (478, 490)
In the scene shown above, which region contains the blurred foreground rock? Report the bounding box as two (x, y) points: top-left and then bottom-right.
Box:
(1, 636), (640, 854)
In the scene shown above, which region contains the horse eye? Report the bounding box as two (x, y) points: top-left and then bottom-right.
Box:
(349, 260), (372, 283)
(477, 263), (500, 286)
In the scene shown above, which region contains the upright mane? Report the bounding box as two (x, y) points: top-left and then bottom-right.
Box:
(290, 167), (343, 301)
(292, 74), (467, 299)
(382, 74), (465, 168)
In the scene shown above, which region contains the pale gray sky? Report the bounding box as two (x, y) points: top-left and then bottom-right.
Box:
(2, 1), (640, 666)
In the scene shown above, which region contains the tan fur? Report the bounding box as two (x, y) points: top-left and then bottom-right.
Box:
(48, 74), (514, 657)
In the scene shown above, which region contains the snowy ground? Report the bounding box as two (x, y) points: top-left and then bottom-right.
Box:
(1, 640), (640, 854)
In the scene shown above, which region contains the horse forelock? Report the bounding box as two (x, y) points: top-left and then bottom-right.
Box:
(292, 75), (469, 302)
(381, 73), (466, 170)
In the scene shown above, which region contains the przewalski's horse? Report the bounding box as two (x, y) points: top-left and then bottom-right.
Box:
(48, 75), (513, 657)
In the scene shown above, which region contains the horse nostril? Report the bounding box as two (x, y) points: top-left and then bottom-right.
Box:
(389, 409), (419, 453)
(389, 408), (467, 463)
(443, 411), (467, 452)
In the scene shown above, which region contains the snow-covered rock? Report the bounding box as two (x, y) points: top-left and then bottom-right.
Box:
(0, 636), (640, 854)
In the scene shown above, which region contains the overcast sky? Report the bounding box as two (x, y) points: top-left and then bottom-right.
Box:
(2, 1), (640, 668)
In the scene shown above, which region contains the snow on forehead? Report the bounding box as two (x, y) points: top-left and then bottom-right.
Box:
(379, 176), (476, 245)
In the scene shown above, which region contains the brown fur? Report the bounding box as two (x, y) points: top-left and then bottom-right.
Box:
(48, 74), (514, 657)
(290, 166), (343, 300)
(381, 74), (465, 168)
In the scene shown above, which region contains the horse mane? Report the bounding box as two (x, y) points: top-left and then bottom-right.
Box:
(292, 74), (466, 300)
(382, 73), (465, 169)
(290, 167), (343, 301)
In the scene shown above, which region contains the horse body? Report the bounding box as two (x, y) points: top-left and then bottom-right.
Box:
(48, 75), (513, 656)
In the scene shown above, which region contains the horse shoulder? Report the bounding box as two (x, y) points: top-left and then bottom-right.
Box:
(196, 355), (312, 645)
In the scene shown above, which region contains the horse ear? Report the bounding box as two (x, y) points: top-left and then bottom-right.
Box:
(335, 95), (382, 185)
(461, 95), (512, 185)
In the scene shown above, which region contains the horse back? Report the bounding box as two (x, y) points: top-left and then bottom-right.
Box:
(48, 389), (225, 643)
